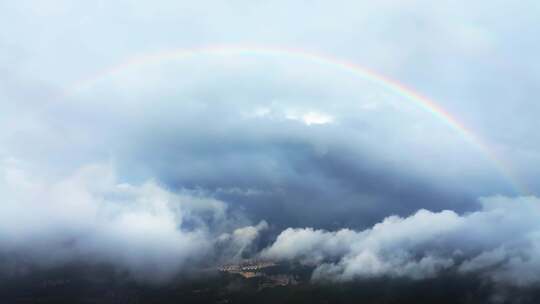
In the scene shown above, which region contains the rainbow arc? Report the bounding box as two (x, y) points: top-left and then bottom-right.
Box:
(64, 45), (527, 195)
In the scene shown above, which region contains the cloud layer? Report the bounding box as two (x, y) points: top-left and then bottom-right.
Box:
(1, 54), (511, 232)
(263, 195), (540, 286)
(0, 160), (266, 281)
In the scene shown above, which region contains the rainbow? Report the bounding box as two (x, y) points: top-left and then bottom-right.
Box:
(65, 45), (526, 194)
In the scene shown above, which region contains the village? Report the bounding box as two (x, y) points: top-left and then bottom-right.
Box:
(218, 259), (299, 290)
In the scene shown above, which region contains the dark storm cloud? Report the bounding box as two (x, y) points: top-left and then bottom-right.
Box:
(2, 55), (497, 228)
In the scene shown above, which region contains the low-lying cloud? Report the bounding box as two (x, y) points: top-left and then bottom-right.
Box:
(262, 195), (540, 286)
(0, 160), (265, 282)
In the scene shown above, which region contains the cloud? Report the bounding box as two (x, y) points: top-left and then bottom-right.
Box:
(2, 51), (510, 232)
(217, 220), (268, 260)
(0, 159), (261, 282)
(2, 1), (539, 241)
(285, 110), (334, 126)
(262, 195), (540, 286)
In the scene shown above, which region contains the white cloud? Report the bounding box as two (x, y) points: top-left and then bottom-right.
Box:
(0, 160), (262, 282)
(218, 220), (268, 260)
(262, 195), (540, 285)
(285, 110), (334, 126)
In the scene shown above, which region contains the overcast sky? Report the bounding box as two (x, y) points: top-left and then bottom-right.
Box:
(1, 0), (540, 287)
